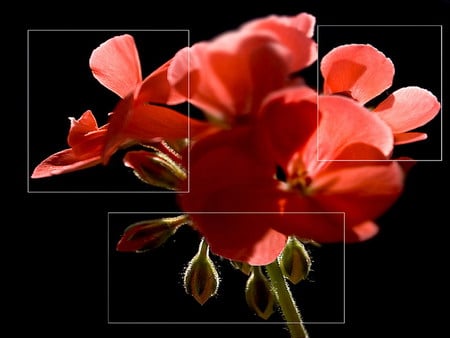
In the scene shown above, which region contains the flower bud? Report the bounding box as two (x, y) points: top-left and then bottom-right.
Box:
(123, 150), (186, 190)
(229, 260), (252, 276)
(116, 215), (189, 253)
(183, 238), (219, 305)
(245, 266), (275, 320)
(279, 236), (311, 284)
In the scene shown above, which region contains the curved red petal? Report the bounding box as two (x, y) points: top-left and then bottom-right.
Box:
(177, 126), (288, 264)
(31, 149), (101, 178)
(102, 94), (209, 163)
(189, 213), (287, 266)
(70, 128), (107, 157)
(89, 34), (142, 98)
(178, 126), (276, 210)
(260, 194), (348, 242)
(394, 132), (428, 145)
(259, 86), (318, 168)
(290, 12), (316, 38)
(138, 58), (187, 105)
(207, 32), (291, 121)
(66, 110), (99, 147)
(346, 221), (379, 242)
(273, 144), (403, 242)
(373, 86), (441, 133)
(312, 147), (404, 226)
(172, 32), (292, 123)
(167, 47), (201, 103)
(315, 95), (393, 162)
(321, 44), (394, 104)
(241, 13), (318, 71)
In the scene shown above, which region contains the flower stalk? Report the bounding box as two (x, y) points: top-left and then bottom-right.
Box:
(266, 259), (309, 338)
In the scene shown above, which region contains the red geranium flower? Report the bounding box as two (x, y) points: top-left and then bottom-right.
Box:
(320, 44), (441, 145)
(167, 12), (317, 126)
(177, 87), (405, 265)
(32, 34), (211, 179)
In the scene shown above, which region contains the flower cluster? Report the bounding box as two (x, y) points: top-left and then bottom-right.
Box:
(31, 12), (440, 335)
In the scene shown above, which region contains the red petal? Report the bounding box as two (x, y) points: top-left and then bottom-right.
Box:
(272, 144), (403, 242)
(394, 132), (428, 145)
(138, 58), (187, 105)
(89, 34), (142, 98)
(241, 13), (318, 71)
(31, 149), (101, 178)
(67, 110), (99, 147)
(65, 111), (108, 157)
(70, 128), (107, 157)
(178, 127), (277, 210)
(321, 44), (394, 104)
(373, 86), (441, 133)
(177, 127), (288, 265)
(167, 47), (201, 102)
(259, 86), (318, 167)
(290, 12), (316, 38)
(208, 32), (290, 120)
(171, 32), (292, 123)
(102, 94), (208, 163)
(346, 221), (379, 242)
(188, 213), (287, 266)
(312, 145), (404, 226)
(243, 12), (316, 38)
(315, 95), (393, 162)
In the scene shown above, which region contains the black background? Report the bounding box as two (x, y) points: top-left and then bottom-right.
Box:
(16, 1), (449, 337)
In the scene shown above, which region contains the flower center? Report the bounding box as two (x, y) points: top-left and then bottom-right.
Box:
(275, 165), (312, 195)
(288, 170), (312, 195)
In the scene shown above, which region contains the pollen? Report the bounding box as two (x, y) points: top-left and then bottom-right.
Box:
(289, 170), (312, 195)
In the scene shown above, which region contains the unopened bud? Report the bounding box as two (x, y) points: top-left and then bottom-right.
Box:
(245, 266), (275, 320)
(116, 215), (189, 253)
(279, 236), (311, 284)
(123, 150), (186, 190)
(183, 238), (219, 305)
(230, 260), (252, 276)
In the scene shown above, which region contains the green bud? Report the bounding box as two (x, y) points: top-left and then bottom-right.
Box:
(183, 238), (220, 305)
(245, 266), (275, 320)
(279, 236), (312, 285)
(229, 260), (252, 276)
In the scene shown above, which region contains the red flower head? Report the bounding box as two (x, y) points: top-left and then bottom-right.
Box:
(32, 34), (211, 179)
(321, 44), (441, 145)
(177, 87), (405, 265)
(167, 13), (318, 126)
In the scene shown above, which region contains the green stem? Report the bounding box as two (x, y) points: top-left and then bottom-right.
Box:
(198, 237), (209, 256)
(266, 259), (309, 338)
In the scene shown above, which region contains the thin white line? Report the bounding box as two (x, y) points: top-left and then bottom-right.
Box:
(28, 190), (189, 194)
(342, 213), (346, 324)
(107, 216), (110, 323)
(187, 29), (191, 193)
(317, 25), (442, 27)
(440, 25), (444, 161)
(27, 29), (190, 32)
(27, 29), (191, 193)
(108, 211), (345, 215)
(107, 321), (346, 325)
(316, 25), (443, 162)
(26, 30), (31, 193)
(107, 211), (346, 324)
